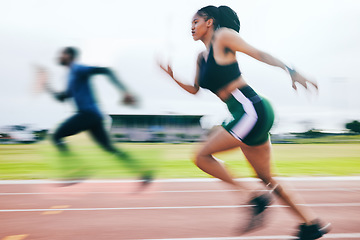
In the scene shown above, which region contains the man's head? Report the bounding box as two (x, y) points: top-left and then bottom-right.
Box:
(58, 47), (79, 66)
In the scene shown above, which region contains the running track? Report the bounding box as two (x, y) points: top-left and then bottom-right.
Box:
(1, 177), (360, 240)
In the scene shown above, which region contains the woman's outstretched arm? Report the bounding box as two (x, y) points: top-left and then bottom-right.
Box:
(216, 28), (318, 91)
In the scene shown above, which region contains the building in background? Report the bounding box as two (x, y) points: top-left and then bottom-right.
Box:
(0, 125), (37, 144)
(110, 114), (206, 143)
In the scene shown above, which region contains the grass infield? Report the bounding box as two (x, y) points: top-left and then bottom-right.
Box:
(0, 133), (360, 179)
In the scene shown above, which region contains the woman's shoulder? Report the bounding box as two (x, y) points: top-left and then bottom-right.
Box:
(214, 27), (240, 42)
(213, 27), (246, 54)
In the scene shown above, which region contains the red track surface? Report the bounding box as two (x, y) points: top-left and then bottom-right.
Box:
(1, 178), (360, 240)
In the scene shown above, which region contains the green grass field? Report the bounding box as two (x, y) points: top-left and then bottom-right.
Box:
(1, 133), (360, 180)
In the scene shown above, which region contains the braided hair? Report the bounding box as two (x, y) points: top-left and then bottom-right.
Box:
(196, 5), (240, 32)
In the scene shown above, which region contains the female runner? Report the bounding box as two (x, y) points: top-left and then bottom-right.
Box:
(159, 5), (330, 239)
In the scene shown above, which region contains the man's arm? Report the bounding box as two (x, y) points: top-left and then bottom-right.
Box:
(35, 66), (70, 102)
(89, 67), (129, 93)
(88, 66), (137, 105)
(44, 83), (69, 102)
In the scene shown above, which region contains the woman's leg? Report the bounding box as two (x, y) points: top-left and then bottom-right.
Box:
(240, 140), (318, 224)
(194, 127), (250, 191)
(195, 124), (318, 222)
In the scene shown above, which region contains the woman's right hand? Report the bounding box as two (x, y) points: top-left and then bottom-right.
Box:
(159, 63), (174, 79)
(158, 61), (200, 95)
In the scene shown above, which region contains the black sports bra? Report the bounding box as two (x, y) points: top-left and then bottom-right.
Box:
(199, 44), (241, 94)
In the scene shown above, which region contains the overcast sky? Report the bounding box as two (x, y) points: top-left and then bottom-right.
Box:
(1, 0), (360, 133)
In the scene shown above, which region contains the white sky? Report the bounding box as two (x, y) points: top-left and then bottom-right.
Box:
(0, 0), (360, 133)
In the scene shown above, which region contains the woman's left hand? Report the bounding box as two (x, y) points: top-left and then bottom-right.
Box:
(290, 71), (318, 91)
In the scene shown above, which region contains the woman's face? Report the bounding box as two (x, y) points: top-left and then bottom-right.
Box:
(191, 14), (211, 41)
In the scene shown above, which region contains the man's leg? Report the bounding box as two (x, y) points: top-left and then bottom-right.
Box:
(52, 113), (91, 152)
(88, 120), (150, 176)
(52, 113), (95, 180)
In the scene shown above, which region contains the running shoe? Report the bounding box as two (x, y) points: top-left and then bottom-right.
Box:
(141, 173), (153, 186)
(294, 219), (331, 240)
(134, 173), (154, 192)
(241, 192), (274, 233)
(57, 168), (92, 187)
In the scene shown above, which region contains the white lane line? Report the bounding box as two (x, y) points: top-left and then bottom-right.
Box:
(142, 233), (360, 240)
(1, 203), (360, 212)
(1, 188), (359, 196)
(1, 176), (360, 184)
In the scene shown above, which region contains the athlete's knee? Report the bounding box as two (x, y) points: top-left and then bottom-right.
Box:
(52, 131), (62, 145)
(192, 150), (203, 166)
(193, 153), (201, 166)
(193, 151), (211, 167)
(51, 131), (69, 152)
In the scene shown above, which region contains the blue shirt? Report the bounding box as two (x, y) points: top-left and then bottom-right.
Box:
(66, 64), (104, 117)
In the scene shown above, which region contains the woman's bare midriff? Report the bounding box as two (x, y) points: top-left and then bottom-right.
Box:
(215, 76), (248, 101)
